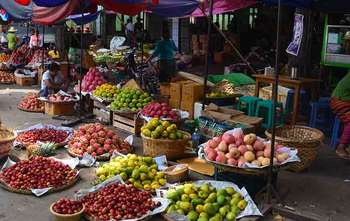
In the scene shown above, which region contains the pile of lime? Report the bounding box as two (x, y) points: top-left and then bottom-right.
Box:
(96, 154), (166, 191)
(110, 88), (152, 112)
(166, 183), (248, 221)
(93, 83), (121, 100)
(141, 118), (184, 140)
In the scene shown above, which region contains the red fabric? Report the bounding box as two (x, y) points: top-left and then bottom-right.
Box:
(14, 0), (31, 6)
(32, 0), (80, 25)
(99, 0), (147, 16)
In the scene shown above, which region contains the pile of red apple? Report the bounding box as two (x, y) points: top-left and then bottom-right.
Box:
(79, 67), (107, 92)
(68, 123), (131, 157)
(81, 183), (160, 220)
(48, 94), (74, 103)
(204, 130), (290, 168)
(52, 198), (83, 215)
(16, 128), (69, 145)
(141, 102), (179, 121)
(0, 156), (78, 190)
(18, 93), (44, 112)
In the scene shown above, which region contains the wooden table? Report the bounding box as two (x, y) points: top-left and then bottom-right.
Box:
(253, 74), (320, 125)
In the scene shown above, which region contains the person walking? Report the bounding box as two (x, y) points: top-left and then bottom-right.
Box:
(7, 27), (18, 51)
(125, 18), (135, 47)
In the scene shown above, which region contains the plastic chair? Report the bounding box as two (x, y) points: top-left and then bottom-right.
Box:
(330, 117), (342, 149)
(309, 97), (332, 134)
(285, 89), (309, 115)
(255, 100), (285, 129)
(237, 96), (262, 116)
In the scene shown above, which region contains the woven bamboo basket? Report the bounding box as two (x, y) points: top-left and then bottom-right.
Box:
(265, 125), (324, 172)
(164, 164), (189, 183)
(141, 131), (191, 160)
(0, 127), (15, 159)
(50, 203), (84, 221)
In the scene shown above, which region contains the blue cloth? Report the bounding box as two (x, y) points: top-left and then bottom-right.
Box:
(0, 1), (32, 21)
(149, 0), (199, 17)
(68, 11), (101, 25)
(153, 39), (178, 60)
(33, 0), (69, 7)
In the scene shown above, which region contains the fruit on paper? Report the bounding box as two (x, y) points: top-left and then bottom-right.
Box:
(96, 154), (166, 190)
(16, 128), (69, 145)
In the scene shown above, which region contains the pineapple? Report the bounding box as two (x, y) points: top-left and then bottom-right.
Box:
(27, 142), (57, 157)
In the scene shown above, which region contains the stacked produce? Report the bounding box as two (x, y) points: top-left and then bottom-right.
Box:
(27, 142), (57, 157)
(93, 83), (120, 101)
(68, 123), (131, 157)
(18, 93), (44, 112)
(16, 128), (69, 146)
(48, 94), (75, 103)
(96, 154), (166, 190)
(0, 156), (78, 190)
(81, 183), (160, 220)
(141, 102), (179, 121)
(110, 88), (152, 112)
(165, 183), (247, 221)
(0, 53), (10, 63)
(141, 118), (184, 140)
(52, 198), (83, 215)
(0, 70), (15, 84)
(7, 45), (31, 65)
(203, 130), (290, 168)
(27, 49), (50, 66)
(79, 67), (107, 92)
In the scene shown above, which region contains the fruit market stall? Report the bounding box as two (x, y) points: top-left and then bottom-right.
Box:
(40, 92), (79, 116)
(18, 93), (45, 113)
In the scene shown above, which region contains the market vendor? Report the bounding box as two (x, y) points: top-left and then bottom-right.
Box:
(48, 44), (60, 60)
(330, 71), (350, 158)
(146, 27), (178, 83)
(6, 27), (18, 51)
(40, 62), (68, 97)
(0, 29), (7, 47)
(29, 29), (42, 49)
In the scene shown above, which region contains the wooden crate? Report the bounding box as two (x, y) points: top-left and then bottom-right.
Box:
(112, 113), (142, 136)
(93, 99), (112, 124)
(16, 77), (33, 86)
(44, 102), (75, 116)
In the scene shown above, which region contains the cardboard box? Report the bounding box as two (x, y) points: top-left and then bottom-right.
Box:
(16, 77), (33, 86)
(180, 83), (204, 118)
(44, 102), (75, 116)
(160, 83), (170, 96)
(169, 98), (181, 109)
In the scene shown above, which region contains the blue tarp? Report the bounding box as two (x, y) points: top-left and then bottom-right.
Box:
(68, 10), (101, 25)
(148, 0), (199, 17)
(0, 1), (32, 21)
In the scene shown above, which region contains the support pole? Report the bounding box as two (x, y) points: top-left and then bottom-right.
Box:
(141, 12), (146, 65)
(267, 0), (282, 203)
(41, 25), (45, 67)
(79, 11), (84, 117)
(202, 0), (214, 110)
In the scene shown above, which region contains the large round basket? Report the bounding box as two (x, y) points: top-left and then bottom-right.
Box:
(265, 126), (324, 172)
(141, 131), (191, 160)
(0, 127), (16, 159)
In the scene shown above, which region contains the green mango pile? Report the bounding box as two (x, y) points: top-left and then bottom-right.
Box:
(166, 183), (247, 221)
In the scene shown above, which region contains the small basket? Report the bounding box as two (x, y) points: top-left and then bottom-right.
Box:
(265, 126), (324, 172)
(50, 203), (84, 221)
(164, 164), (189, 183)
(0, 127), (15, 159)
(141, 131), (191, 160)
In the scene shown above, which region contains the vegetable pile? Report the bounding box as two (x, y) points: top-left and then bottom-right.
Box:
(81, 183), (160, 220)
(68, 123), (131, 157)
(16, 128), (69, 145)
(96, 154), (166, 190)
(0, 156), (78, 190)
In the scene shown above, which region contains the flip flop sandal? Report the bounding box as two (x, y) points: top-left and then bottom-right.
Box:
(336, 150), (350, 159)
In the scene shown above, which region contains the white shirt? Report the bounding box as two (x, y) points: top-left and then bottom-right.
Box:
(125, 22), (134, 35)
(0, 33), (7, 43)
(41, 70), (63, 90)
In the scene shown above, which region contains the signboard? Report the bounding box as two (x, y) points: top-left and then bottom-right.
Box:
(286, 14), (304, 56)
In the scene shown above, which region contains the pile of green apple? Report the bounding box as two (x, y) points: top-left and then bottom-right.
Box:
(141, 118), (184, 140)
(96, 154), (166, 191)
(166, 183), (247, 221)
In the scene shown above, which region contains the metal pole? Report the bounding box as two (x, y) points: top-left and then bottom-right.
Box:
(267, 0), (282, 203)
(79, 11), (84, 117)
(141, 12), (145, 65)
(42, 25), (45, 67)
(202, 0), (214, 110)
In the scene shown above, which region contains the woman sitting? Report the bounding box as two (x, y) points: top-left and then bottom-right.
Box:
(40, 62), (68, 97)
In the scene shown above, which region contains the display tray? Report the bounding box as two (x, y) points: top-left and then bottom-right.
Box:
(0, 173), (79, 195)
(17, 106), (44, 113)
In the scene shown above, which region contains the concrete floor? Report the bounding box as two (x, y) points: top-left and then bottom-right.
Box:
(0, 84), (349, 221)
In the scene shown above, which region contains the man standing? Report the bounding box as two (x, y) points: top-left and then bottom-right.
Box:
(125, 18), (135, 47)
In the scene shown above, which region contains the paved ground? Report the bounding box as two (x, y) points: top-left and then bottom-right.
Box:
(0, 84), (349, 221)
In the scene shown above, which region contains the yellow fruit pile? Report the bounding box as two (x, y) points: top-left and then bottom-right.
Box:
(93, 83), (120, 100)
(96, 154), (166, 191)
(141, 118), (184, 140)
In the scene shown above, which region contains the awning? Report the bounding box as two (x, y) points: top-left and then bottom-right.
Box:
(192, 0), (257, 17)
(68, 10), (102, 25)
(149, 0), (199, 17)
